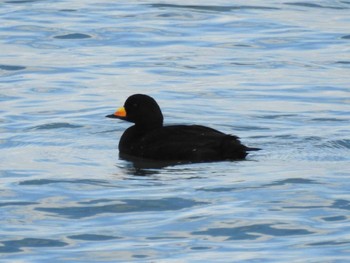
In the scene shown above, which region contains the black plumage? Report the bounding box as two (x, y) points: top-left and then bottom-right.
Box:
(106, 94), (259, 163)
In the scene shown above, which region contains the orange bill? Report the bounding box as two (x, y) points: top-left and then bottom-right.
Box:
(114, 107), (126, 117)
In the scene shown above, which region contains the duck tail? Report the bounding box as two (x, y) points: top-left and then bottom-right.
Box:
(220, 135), (248, 160)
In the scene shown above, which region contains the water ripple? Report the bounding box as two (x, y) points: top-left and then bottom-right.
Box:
(31, 122), (83, 130)
(192, 223), (314, 241)
(68, 234), (121, 241)
(151, 4), (280, 12)
(54, 33), (92, 39)
(18, 178), (108, 186)
(0, 201), (38, 207)
(0, 65), (26, 71)
(35, 198), (208, 219)
(285, 2), (348, 9)
(0, 238), (67, 254)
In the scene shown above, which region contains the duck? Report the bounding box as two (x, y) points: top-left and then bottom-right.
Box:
(106, 94), (260, 164)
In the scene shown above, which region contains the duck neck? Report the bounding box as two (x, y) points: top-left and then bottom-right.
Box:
(135, 111), (163, 131)
(135, 120), (163, 131)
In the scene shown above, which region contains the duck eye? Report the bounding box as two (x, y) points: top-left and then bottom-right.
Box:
(132, 103), (138, 108)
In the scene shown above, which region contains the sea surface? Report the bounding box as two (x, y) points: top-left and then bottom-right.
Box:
(1, 0), (350, 262)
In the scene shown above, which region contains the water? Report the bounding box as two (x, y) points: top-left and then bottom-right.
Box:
(1, 0), (350, 262)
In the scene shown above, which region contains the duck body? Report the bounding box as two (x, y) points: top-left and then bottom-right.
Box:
(107, 94), (259, 163)
(119, 124), (249, 162)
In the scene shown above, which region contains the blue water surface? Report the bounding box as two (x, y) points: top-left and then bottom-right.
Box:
(1, 0), (350, 262)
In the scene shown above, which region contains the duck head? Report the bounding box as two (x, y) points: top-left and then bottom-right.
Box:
(106, 94), (164, 128)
